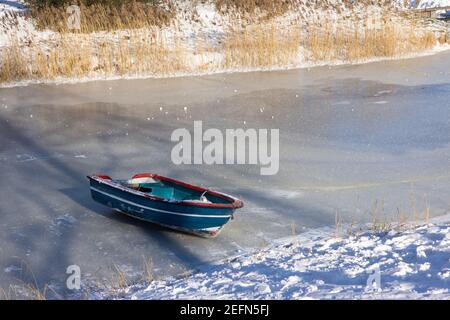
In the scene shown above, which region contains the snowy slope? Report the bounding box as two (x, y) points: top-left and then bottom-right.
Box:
(1, 0), (449, 86)
(0, 0), (425, 49)
(107, 215), (450, 300)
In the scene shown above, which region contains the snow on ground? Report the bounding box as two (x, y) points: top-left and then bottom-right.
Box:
(0, 0), (449, 87)
(398, 0), (450, 8)
(0, 0), (440, 50)
(0, 0), (25, 12)
(416, 0), (450, 8)
(105, 214), (450, 299)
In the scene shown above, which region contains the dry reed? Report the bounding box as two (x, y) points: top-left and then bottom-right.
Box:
(27, 1), (175, 33)
(1, 30), (187, 82)
(306, 17), (437, 63)
(0, 10), (442, 84)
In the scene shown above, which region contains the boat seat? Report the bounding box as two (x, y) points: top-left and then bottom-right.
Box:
(148, 186), (175, 199)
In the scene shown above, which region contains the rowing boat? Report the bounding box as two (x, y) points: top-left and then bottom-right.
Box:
(87, 173), (243, 237)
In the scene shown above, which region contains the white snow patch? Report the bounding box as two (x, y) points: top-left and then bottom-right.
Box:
(372, 101), (389, 105)
(4, 265), (22, 273)
(269, 189), (303, 199)
(416, 0), (450, 9)
(96, 213), (450, 299)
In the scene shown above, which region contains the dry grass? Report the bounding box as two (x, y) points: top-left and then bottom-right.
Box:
(0, 283), (49, 300)
(397, 206), (407, 229)
(335, 210), (342, 237)
(141, 256), (154, 283)
(216, 0), (293, 20)
(0, 285), (17, 300)
(334, 191), (437, 238)
(111, 264), (129, 290)
(0, 7), (443, 84)
(0, 278), (62, 300)
(0, 30), (188, 82)
(23, 283), (51, 300)
(215, 0), (405, 20)
(306, 17), (437, 63)
(0, 258), (60, 300)
(27, 1), (175, 33)
(222, 15), (438, 70)
(423, 195), (431, 224)
(222, 24), (301, 69)
(0, 39), (32, 83)
(290, 221), (302, 246)
(346, 217), (359, 237)
(369, 199), (393, 233)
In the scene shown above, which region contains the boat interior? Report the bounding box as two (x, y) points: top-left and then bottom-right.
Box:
(121, 176), (229, 204)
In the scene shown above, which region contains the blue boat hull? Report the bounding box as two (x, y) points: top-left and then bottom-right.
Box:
(89, 178), (236, 237)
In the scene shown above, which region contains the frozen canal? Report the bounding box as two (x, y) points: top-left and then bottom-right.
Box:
(1, 51), (449, 297)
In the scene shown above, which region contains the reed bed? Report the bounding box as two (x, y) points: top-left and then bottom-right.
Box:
(215, 0), (406, 19)
(0, 10), (443, 84)
(223, 24), (302, 69)
(215, 0), (294, 20)
(0, 30), (187, 82)
(27, 1), (175, 33)
(222, 15), (438, 69)
(305, 18), (437, 63)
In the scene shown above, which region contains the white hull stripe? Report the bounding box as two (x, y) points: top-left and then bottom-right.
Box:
(90, 187), (231, 219)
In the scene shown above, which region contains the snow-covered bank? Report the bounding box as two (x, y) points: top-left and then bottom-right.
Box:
(1, 1), (449, 87)
(103, 214), (450, 300)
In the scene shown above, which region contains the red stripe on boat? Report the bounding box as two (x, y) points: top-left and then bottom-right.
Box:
(132, 173), (156, 179)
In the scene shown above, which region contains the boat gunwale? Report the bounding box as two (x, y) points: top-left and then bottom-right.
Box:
(87, 173), (244, 209)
